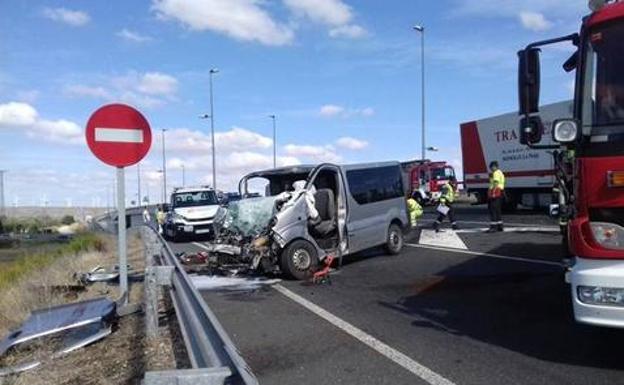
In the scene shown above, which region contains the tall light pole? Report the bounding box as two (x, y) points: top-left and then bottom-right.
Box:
(209, 68), (219, 190)
(161, 129), (167, 204)
(0, 170), (6, 218)
(181, 164), (186, 187)
(413, 25), (426, 160)
(269, 114), (277, 168)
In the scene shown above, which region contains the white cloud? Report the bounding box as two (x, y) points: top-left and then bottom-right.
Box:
(216, 127), (273, 151)
(283, 0), (367, 39)
(335, 136), (368, 150)
(453, 0), (585, 18)
(283, 0), (352, 26)
(63, 71), (179, 109)
(0, 101), (81, 144)
(119, 92), (166, 109)
(0, 102), (38, 128)
(152, 0), (294, 46)
(64, 85), (112, 99)
(31, 119), (82, 144)
(159, 126), (273, 154)
(136, 72), (178, 96)
(519, 11), (552, 32)
(42, 7), (90, 27)
(319, 104), (375, 118)
(319, 104), (345, 117)
(117, 29), (153, 43)
(329, 24), (367, 39)
(360, 107), (375, 117)
(284, 144), (341, 163)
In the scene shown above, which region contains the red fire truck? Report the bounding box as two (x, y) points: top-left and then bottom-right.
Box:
(518, 0), (624, 327)
(401, 160), (456, 203)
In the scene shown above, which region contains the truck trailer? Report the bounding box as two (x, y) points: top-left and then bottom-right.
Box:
(460, 101), (573, 210)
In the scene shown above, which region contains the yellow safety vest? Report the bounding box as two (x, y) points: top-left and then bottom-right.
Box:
(489, 169), (505, 191)
(440, 183), (455, 204)
(407, 198), (423, 225)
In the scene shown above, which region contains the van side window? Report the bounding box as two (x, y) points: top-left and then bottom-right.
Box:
(346, 166), (404, 205)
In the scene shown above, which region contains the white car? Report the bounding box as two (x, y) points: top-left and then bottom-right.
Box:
(164, 186), (220, 241)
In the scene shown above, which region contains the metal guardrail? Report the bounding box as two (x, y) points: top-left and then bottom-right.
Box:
(141, 226), (258, 385)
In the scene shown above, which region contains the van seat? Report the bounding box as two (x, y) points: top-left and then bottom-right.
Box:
(311, 189), (336, 237)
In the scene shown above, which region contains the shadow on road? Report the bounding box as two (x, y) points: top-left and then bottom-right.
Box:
(379, 242), (624, 370)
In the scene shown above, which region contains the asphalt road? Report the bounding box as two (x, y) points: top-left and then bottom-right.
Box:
(167, 204), (624, 385)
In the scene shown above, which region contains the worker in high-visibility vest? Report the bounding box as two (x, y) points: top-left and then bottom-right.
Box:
(407, 191), (424, 228)
(487, 161), (505, 232)
(156, 205), (167, 234)
(433, 177), (458, 232)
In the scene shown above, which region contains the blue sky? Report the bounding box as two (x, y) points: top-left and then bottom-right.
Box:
(0, 0), (586, 207)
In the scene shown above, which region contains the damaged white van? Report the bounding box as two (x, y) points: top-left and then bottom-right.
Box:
(209, 162), (409, 280)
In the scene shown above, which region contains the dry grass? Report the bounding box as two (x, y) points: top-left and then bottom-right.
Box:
(0, 231), (146, 336)
(0, 230), (178, 385)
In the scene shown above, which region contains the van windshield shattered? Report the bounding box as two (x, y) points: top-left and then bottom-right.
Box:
(215, 196), (278, 237)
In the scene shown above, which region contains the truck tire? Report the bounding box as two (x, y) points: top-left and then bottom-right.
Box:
(280, 240), (319, 280)
(385, 223), (404, 255)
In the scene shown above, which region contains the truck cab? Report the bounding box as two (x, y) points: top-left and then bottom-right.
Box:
(164, 186), (220, 241)
(404, 160), (456, 203)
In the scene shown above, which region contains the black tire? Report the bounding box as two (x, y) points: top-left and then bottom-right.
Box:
(280, 239), (319, 280)
(385, 223), (404, 255)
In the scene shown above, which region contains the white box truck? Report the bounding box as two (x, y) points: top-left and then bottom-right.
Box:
(460, 101), (572, 210)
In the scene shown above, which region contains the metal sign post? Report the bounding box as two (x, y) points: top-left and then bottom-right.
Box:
(85, 103), (152, 307)
(116, 167), (128, 303)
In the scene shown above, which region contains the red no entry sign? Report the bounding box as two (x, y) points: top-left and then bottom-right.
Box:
(85, 103), (152, 167)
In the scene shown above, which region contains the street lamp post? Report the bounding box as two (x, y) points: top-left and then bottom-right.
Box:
(181, 164), (185, 187)
(209, 68), (219, 190)
(413, 25), (426, 160)
(161, 129), (167, 204)
(269, 114), (277, 168)
(0, 170), (6, 218)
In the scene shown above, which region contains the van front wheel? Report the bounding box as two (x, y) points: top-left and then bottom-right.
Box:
(385, 224), (404, 255)
(280, 240), (319, 280)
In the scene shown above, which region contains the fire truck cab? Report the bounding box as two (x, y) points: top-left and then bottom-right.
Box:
(518, 0), (624, 327)
(404, 160), (456, 203)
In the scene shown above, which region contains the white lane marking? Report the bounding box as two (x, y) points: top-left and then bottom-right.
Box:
(419, 218), (559, 230)
(274, 284), (456, 385)
(193, 242), (211, 251)
(419, 229), (467, 250)
(95, 127), (144, 143)
(406, 243), (562, 267)
(453, 227), (560, 234)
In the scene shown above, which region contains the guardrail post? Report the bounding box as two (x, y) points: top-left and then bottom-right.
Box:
(145, 265), (173, 338)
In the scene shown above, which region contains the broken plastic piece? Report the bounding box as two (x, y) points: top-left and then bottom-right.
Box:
(0, 297), (115, 376)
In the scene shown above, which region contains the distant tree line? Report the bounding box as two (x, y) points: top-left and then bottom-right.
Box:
(0, 215), (75, 234)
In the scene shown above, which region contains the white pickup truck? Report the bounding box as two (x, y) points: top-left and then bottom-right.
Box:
(164, 186), (220, 241)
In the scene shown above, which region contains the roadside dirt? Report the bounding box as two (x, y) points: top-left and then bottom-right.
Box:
(0, 230), (180, 385)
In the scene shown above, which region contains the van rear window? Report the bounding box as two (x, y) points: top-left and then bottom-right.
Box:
(346, 166), (404, 205)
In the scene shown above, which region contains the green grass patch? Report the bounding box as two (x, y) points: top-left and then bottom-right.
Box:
(0, 233), (104, 289)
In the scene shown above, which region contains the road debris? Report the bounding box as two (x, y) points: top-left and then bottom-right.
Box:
(0, 297), (115, 376)
(75, 264), (140, 285)
(190, 275), (280, 292)
(311, 255), (335, 285)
